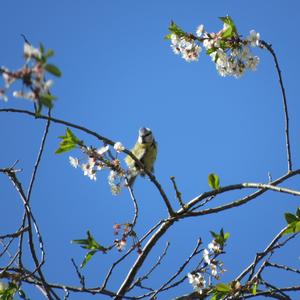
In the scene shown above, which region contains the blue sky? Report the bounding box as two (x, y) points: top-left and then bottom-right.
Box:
(1, 1), (300, 299)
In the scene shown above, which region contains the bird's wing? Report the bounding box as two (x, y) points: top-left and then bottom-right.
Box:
(125, 143), (147, 169)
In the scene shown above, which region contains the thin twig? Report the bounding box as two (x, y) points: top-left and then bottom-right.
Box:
(170, 176), (185, 209)
(235, 226), (292, 282)
(0, 239), (14, 258)
(71, 258), (85, 288)
(0, 227), (29, 239)
(125, 178), (139, 230)
(261, 279), (291, 300)
(115, 219), (175, 299)
(101, 220), (163, 290)
(266, 262), (300, 274)
(4, 169), (53, 299)
(27, 108), (51, 202)
(149, 239), (202, 300)
(260, 40), (292, 172)
(180, 169), (300, 217)
(129, 241), (170, 291)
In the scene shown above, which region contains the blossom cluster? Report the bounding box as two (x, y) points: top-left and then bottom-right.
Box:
(113, 223), (142, 253)
(188, 272), (206, 294)
(187, 237), (226, 294)
(170, 34), (202, 62)
(69, 142), (126, 195)
(167, 16), (261, 78)
(206, 29), (260, 78)
(0, 42), (60, 113)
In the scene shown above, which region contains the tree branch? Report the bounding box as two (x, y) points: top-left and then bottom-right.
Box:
(260, 40), (292, 172)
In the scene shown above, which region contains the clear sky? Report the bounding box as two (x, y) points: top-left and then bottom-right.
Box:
(1, 1), (300, 299)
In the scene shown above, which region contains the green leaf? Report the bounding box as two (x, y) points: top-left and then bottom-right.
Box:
(72, 231), (107, 252)
(208, 173), (220, 190)
(40, 94), (56, 108)
(219, 16), (237, 38)
(221, 26), (233, 39)
(45, 64), (62, 77)
(285, 213), (298, 224)
(66, 128), (80, 143)
(45, 49), (55, 59)
(210, 230), (218, 239)
(55, 143), (76, 154)
(39, 43), (45, 54)
(0, 283), (17, 300)
(283, 221), (300, 235)
(168, 21), (186, 38)
(219, 15), (236, 28)
(206, 48), (216, 55)
(164, 33), (173, 40)
(215, 283), (232, 292)
(55, 128), (82, 154)
(72, 231), (108, 268)
(81, 250), (97, 268)
(252, 283), (257, 295)
(224, 232), (230, 240)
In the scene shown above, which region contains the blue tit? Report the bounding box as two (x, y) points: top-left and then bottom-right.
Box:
(125, 127), (157, 187)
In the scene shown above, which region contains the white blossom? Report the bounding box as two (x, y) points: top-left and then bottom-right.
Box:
(44, 79), (54, 89)
(114, 142), (125, 153)
(171, 44), (181, 55)
(203, 248), (211, 264)
(203, 37), (214, 50)
(117, 239), (126, 251)
(196, 24), (204, 37)
(2, 71), (15, 88)
(81, 163), (97, 181)
(87, 157), (96, 169)
(170, 35), (202, 62)
(208, 240), (221, 253)
(24, 43), (41, 60)
(247, 30), (260, 47)
(210, 263), (218, 276)
(187, 272), (206, 294)
(97, 145), (109, 155)
(13, 90), (35, 100)
(108, 170), (118, 185)
(111, 184), (122, 195)
(69, 156), (79, 168)
(246, 55), (260, 70)
(171, 34), (179, 45)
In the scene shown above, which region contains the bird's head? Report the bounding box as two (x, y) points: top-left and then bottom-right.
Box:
(138, 127), (154, 144)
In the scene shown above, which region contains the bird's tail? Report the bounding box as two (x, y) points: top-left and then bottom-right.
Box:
(125, 169), (139, 188)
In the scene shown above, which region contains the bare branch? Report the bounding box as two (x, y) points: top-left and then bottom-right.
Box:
(150, 239), (202, 299)
(235, 226), (297, 282)
(129, 241), (170, 291)
(27, 108), (51, 202)
(101, 220), (163, 290)
(2, 169), (53, 299)
(266, 262), (300, 274)
(125, 178), (139, 230)
(171, 176), (185, 209)
(181, 169), (300, 217)
(260, 40), (292, 172)
(71, 258), (85, 288)
(0, 227), (29, 239)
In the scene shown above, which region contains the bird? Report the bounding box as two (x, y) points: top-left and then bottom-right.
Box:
(125, 127), (157, 187)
